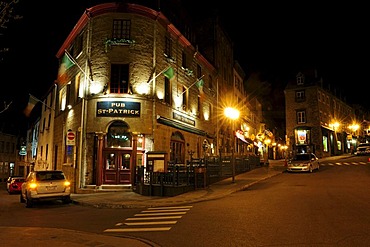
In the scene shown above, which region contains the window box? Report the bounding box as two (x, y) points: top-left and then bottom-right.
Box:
(105, 38), (135, 51)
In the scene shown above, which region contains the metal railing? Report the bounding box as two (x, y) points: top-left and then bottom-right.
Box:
(135, 154), (261, 196)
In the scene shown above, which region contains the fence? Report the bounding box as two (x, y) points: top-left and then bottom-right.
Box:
(134, 154), (261, 196)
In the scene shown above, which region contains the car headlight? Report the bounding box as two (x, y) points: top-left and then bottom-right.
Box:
(64, 181), (71, 187)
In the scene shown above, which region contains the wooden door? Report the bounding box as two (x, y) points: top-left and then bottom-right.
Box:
(103, 151), (131, 184)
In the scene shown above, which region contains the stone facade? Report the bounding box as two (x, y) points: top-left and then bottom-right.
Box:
(18, 2), (263, 193)
(285, 70), (355, 158)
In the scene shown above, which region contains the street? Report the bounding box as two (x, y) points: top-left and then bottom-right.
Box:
(1, 155), (370, 246)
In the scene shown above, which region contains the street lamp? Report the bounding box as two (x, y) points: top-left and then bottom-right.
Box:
(224, 107), (240, 183)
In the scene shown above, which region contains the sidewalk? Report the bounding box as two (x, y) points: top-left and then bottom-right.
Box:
(71, 159), (288, 209)
(71, 153), (353, 209)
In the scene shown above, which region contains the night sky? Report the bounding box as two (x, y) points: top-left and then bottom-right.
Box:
(0, 1), (369, 132)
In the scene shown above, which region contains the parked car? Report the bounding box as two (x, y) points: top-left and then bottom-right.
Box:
(8, 177), (25, 194)
(20, 170), (71, 208)
(6, 176), (24, 192)
(354, 143), (370, 156)
(286, 153), (320, 173)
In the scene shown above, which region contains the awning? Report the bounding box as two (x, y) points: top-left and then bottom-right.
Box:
(157, 115), (211, 137)
(236, 131), (254, 144)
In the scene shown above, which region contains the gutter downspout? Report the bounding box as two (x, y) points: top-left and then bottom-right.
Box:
(78, 10), (92, 190)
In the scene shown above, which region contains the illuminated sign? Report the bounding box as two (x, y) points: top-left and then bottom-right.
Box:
(96, 101), (141, 117)
(173, 112), (195, 126)
(19, 146), (27, 156)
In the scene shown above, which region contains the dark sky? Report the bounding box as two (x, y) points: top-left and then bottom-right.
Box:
(0, 0), (369, 115)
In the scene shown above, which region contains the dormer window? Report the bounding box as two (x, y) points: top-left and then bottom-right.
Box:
(296, 72), (304, 85)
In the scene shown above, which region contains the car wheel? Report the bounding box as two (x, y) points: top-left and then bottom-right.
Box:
(309, 166), (313, 173)
(25, 194), (33, 208)
(20, 193), (25, 203)
(62, 196), (71, 204)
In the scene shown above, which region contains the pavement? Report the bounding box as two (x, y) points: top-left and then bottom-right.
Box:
(70, 159), (289, 209)
(70, 154), (353, 209)
(2, 154), (352, 247)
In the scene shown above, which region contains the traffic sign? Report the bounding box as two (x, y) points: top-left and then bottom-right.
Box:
(67, 131), (76, 146)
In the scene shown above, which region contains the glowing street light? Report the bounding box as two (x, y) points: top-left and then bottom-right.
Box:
(224, 107), (240, 120)
(349, 124), (359, 133)
(224, 107), (240, 183)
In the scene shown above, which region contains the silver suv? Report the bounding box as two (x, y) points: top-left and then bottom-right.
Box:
(20, 170), (71, 208)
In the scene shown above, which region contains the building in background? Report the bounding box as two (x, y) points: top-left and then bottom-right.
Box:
(284, 69), (365, 158)
(0, 132), (19, 181)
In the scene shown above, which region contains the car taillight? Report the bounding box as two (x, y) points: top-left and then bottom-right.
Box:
(28, 182), (38, 189)
(64, 181), (71, 187)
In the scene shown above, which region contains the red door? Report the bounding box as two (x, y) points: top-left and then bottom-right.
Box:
(103, 151), (131, 184)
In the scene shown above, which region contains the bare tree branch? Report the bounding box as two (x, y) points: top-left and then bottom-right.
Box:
(0, 100), (12, 114)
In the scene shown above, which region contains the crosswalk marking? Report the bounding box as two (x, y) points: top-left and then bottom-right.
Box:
(104, 227), (171, 232)
(141, 208), (190, 213)
(104, 205), (192, 233)
(126, 216), (182, 220)
(125, 221), (177, 226)
(147, 206), (193, 210)
(135, 212), (187, 216)
(321, 162), (369, 166)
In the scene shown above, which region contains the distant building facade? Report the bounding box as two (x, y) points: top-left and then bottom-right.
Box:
(0, 132), (19, 181)
(284, 69), (357, 158)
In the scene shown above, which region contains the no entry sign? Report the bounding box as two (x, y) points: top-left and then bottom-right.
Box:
(67, 131), (76, 146)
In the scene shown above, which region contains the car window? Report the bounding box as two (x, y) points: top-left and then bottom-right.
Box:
(36, 172), (65, 181)
(358, 143), (370, 147)
(293, 154), (310, 161)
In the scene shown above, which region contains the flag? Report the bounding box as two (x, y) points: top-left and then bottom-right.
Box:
(163, 66), (175, 80)
(196, 79), (205, 99)
(57, 53), (75, 85)
(23, 95), (39, 117)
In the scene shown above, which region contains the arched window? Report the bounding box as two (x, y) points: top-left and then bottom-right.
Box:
(170, 131), (185, 163)
(107, 121), (132, 147)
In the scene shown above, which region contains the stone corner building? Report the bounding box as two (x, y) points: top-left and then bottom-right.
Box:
(27, 2), (265, 193)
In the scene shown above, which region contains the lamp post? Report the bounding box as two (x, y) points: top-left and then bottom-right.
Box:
(224, 107), (240, 183)
(348, 123), (359, 154)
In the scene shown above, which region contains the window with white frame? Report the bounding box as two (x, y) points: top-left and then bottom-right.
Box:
(297, 110), (306, 124)
(295, 90), (305, 102)
(296, 73), (304, 85)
